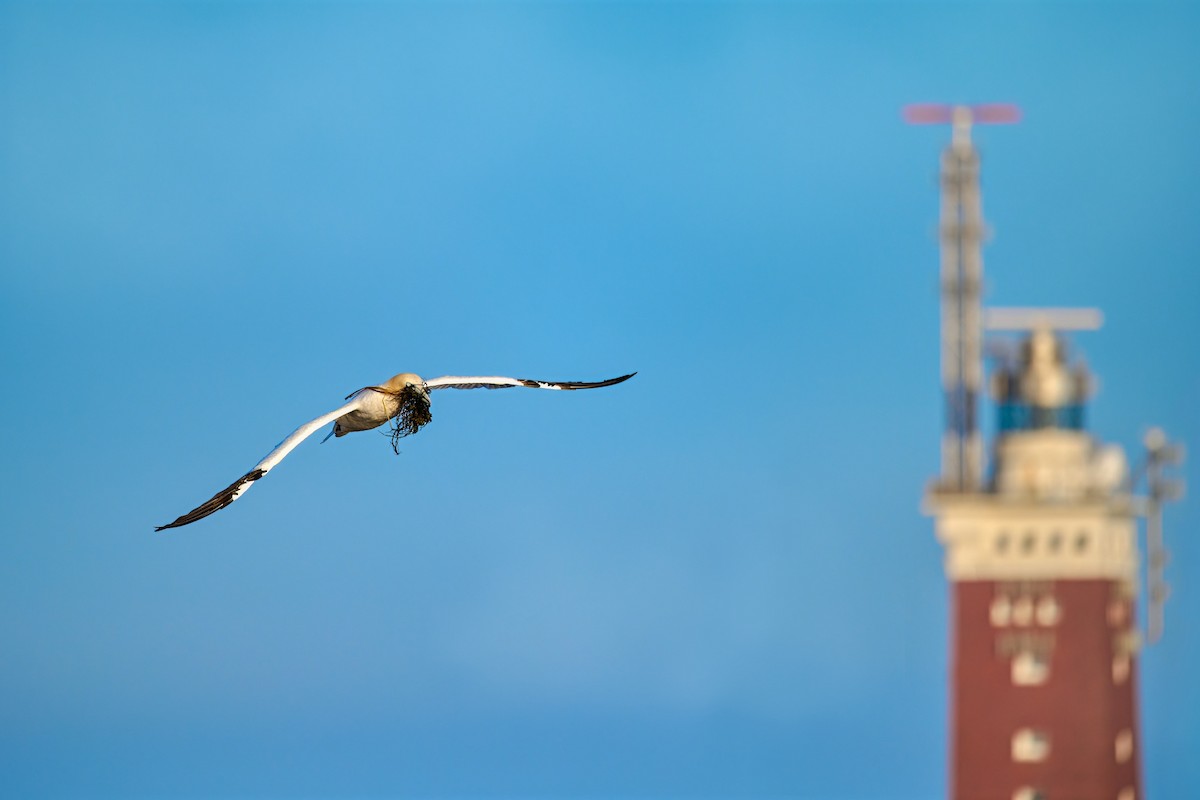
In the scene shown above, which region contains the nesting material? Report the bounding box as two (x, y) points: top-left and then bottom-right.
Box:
(387, 384), (432, 454)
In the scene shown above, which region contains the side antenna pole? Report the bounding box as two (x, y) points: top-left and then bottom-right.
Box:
(1142, 428), (1186, 643)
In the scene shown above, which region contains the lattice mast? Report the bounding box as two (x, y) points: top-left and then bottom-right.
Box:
(906, 103), (1021, 492)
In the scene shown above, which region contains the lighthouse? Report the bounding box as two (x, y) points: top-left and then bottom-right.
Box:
(911, 105), (1184, 800)
(929, 312), (1142, 800)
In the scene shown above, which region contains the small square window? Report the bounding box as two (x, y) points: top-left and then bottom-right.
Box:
(1036, 597), (1061, 626)
(991, 597), (1012, 626)
(1012, 728), (1051, 762)
(1115, 729), (1134, 763)
(1013, 651), (1050, 686)
(1112, 654), (1131, 684)
(1013, 786), (1046, 800)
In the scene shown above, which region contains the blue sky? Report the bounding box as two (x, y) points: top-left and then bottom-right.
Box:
(1, 2), (1197, 798)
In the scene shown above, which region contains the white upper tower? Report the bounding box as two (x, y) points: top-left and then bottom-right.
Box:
(929, 311), (1140, 585)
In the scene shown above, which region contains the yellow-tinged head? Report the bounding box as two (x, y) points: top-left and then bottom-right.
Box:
(381, 372), (425, 393)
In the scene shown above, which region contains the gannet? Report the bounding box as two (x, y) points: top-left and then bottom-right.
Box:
(156, 371), (635, 531)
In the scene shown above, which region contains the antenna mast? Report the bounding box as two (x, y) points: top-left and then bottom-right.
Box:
(1140, 428), (1186, 643)
(906, 103), (1021, 492)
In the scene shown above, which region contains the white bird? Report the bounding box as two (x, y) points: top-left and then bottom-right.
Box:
(156, 371), (635, 531)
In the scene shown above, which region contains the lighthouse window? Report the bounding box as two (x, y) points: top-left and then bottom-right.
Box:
(1115, 729), (1134, 763)
(998, 402), (1085, 432)
(1047, 531), (1063, 553)
(1021, 532), (1037, 554)
(990, 596), (1012, 626)
(1013, 789), (1046, 800)
(1012, 728), (1051, 762)
(1012, 650), (1050, 685)
(1118, 787), (1136, 800)
(1112, 654), (1131, 684)
(1036, 597), (1061, 626)
(1074, 532), (1090, 553)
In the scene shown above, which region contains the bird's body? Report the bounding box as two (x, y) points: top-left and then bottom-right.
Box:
(331, 393), (400, 436)
(155, 370), (634, 531)
(332, 373), (425, 437)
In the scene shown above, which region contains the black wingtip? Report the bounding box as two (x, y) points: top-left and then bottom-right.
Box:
(571, 372), (637, 389)
(154, 468), (267, 532)
(601, 371), (636, 387)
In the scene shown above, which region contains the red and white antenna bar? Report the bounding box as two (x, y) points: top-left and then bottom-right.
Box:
(903, 103), (1022, 126)
(904, 103), (1020, 147)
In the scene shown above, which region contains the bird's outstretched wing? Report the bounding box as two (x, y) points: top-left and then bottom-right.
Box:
(424, 372), (636, 391)
(155, 397), (366, 531)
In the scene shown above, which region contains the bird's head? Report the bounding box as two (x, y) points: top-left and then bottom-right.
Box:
(382, 372), (427, 395)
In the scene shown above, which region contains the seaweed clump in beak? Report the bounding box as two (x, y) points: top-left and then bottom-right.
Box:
(387, 384), (432, 454)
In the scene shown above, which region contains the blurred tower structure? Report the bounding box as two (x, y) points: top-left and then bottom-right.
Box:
(908, 105), (1185, 800)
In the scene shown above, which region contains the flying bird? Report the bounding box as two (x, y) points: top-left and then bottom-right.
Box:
(156, 371), (635, 531)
